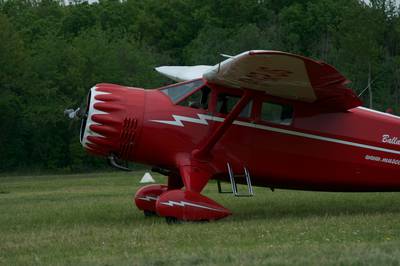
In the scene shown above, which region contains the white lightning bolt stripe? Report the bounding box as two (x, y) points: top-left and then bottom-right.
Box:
(150, 114), (224, 127)
(160, 200), (225, 212)
(138, 196), (159, 202)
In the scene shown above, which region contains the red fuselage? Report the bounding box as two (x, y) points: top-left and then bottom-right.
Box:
(81, 81), (400, 192)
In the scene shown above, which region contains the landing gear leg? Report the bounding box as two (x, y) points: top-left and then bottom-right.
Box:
(155, 163), (231, 222)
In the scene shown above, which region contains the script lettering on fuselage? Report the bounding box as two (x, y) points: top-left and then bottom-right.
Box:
(382, 134), (400, 145)
(365, 154), (400, 166)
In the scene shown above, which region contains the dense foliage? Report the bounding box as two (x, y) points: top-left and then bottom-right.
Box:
(1, 0), (400, 172)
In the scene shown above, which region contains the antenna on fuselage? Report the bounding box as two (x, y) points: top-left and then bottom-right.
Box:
(357, 66), (383, 108)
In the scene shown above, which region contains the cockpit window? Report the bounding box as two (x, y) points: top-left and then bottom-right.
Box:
(178, 86), (210, 109)
(216, 93), (253, 118)
(161, 79), (204, 103)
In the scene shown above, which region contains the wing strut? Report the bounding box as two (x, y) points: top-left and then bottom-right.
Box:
(192, 89), (256, 159)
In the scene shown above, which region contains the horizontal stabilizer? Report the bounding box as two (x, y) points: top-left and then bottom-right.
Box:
(155, 65), (212, 82)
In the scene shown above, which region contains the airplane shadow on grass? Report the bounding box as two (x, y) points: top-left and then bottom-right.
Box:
(119, 192), (400, 224)
(58, 192), (400, 225)
(108, 194), (400, 225)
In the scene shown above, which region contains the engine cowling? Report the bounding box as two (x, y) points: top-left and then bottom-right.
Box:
(80, 83), (145, 160)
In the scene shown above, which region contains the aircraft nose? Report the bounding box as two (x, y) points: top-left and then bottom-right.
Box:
(80, 84), (145, 160)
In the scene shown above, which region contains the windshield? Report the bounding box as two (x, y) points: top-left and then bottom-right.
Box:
(160, 79), (204, 103)
(178, 86), (211, 110)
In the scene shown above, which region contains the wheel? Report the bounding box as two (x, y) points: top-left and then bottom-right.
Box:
(165, 216), (181, 224)
(143, 210), (157, 217)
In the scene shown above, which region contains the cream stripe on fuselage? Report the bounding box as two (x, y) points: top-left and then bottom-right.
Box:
(150, 113), (400, 155)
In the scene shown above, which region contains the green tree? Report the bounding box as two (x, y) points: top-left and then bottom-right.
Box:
(0, 14), (28, 170)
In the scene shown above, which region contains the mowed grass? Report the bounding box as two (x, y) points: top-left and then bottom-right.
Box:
(1, 172), (400, 265)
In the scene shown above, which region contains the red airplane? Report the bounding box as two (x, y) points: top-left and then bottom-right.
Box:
(76, 50), (400, 222)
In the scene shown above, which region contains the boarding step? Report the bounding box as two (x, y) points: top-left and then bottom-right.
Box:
(217, 162), (254, 197)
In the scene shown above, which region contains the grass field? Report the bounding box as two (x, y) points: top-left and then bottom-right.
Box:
(1, 172), (400, 265)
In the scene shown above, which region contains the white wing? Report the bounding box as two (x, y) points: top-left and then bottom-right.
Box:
(155, 65), (212, 82)
(203, 50), (361, 110)
(203, 50), (317, 102)
(155, 50), (361, 111)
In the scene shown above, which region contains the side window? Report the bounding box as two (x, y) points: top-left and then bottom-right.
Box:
(178, 86), (211, 109)
(216, 94), (239, 114)
(261, 102), (293, 125)
(216, 93), (253, 118)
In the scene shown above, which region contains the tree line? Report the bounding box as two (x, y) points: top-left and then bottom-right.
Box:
(1, 0), (399, 172)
